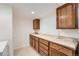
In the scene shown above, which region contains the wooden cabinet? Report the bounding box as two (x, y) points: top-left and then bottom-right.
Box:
(30, 34), (76, 56)
(56, 3), (78, 29)
(34, 37), (39, 51)
(30, 35), (33, 46)
(39, 39), (49, 56)
(30, 35), (39, 51)
(30, 35), (49, 56)
(49, 48), (66, 56)
(33, 19), (40, 29)
(30, 35), (35, 48)
(49, 42), (75, 56)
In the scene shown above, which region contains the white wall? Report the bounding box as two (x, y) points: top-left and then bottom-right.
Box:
(0, 5), (13, 55)
(13, 6), (33, 49)
(39, 7), (79, 40)
(40, 9), (58, 35)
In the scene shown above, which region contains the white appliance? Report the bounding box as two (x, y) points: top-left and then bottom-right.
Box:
(0, 41), (9, 56)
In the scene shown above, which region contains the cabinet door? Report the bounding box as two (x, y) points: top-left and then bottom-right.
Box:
(56, 3), (77, 29)
(35, 20), (40, 29)
(61, 7), (67, 28)
(57, 6), (67, 28)
(39, 46), (48, 56)
(33, 19), (40, 29)
(57, 9), (62, 28)
(34, 20), (37, 29)
(39, 42), (48, 54)
(59, 46), (74, 56)
(66, 4), (75, 28)
(30, 35), (33, 47)
(39, 39), (49, 56)
(32, 39), (35, 48)
(35, 40), (38, 51)
(49, 48), (67, 56)
(34, 37), (39, 51)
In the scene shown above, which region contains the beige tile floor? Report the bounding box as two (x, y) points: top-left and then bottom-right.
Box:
(14, 46), (40, 56)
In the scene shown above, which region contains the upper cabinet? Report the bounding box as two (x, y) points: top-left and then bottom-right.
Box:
(33, 19), (40, 29)
(56, 3), (78, 29)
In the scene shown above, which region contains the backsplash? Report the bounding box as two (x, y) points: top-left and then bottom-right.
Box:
(59, 29), (79, 41)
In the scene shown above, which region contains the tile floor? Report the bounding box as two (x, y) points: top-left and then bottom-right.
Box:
(14, 46), (40, 56)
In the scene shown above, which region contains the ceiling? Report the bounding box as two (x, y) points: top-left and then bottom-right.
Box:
(0, 3), (64, 19)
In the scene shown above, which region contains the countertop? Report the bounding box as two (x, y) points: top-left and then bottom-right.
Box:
(31, 33), (79, 50)
(0, 41), (8, 53)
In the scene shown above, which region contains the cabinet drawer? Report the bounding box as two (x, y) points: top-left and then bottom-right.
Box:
(50, 42), (62, 50)
(39, 43), (48, 50)
(40, 39), (48, 46)
(59, 47), (73, 56)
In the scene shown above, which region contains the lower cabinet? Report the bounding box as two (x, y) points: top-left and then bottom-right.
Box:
(39, 39), (49, 56)
(34, 37), (39, 51)
(49, 42), (67, 56)
(49, 42), (75, 56)
(30, 34), (75, 56)
(39, 48), (48, 56)
(49, 48), (66, 56)
(30, 35), (33, 47)
(30, 35), (39, 51)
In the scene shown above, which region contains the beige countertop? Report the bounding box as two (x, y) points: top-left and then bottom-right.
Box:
(31, 33), (79, 50)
